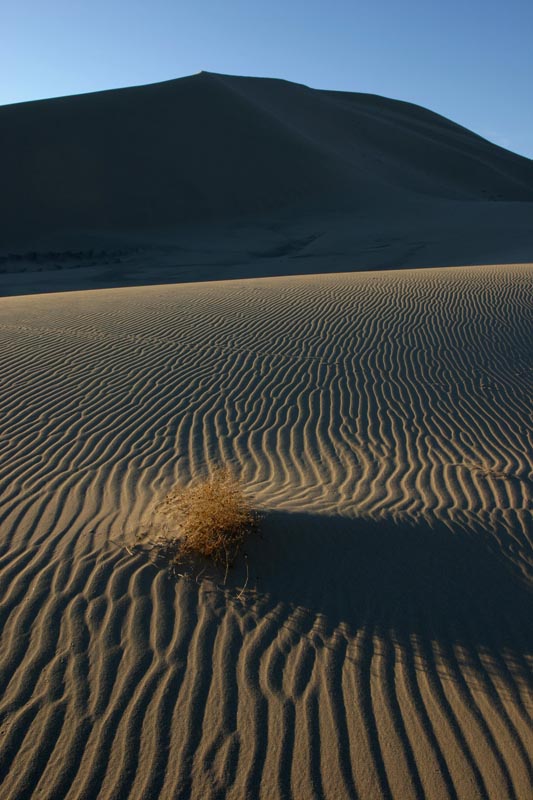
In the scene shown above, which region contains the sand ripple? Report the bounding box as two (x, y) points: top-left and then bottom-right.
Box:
(0, 264), (532, 798)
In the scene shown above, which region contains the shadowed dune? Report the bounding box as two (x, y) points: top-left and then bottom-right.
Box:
(1, 72), (533, 295)
(0, 264), (532, 798)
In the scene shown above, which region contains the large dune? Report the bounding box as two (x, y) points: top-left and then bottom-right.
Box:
(1, 264), (532, 798)
(1, 73), (533, 295)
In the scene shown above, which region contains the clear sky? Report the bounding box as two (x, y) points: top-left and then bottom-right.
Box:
(2, 0), (532, 158)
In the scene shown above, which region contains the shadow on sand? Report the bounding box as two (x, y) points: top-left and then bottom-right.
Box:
(219, 509), (533, 657)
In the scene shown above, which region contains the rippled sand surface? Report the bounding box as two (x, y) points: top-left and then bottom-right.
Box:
(1, 264), (532, 799)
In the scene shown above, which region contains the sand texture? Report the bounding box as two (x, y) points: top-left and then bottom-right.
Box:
(0, 264), (532, 798)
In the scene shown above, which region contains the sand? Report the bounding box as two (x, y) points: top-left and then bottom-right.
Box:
(1, 71), (533, 798)
(2, 71), (533, 298)
(0, 263), (532, 798)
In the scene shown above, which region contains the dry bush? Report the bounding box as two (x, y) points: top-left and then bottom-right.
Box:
(153, 468), (258, 572)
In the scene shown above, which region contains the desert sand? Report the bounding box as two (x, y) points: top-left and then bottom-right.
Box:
(0, 264), (532, 798)
(0, 74), (533, 799)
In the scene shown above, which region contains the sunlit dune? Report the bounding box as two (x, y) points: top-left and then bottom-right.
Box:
(1, 263), (532, 798)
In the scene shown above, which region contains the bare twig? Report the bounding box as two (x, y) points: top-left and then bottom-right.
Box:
(236, 556), (249, 601)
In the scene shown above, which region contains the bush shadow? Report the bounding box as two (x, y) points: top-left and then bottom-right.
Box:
(228, 509), (533, 657)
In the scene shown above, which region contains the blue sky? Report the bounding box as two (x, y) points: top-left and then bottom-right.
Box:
(2, 0), (532, 158)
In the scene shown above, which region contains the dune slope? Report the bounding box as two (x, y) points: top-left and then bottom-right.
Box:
(1, 72), (533, 292)
(0, 264), (532, 799)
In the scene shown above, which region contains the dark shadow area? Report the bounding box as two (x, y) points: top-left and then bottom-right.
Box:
(1, 71), (533, 296)
(218, 510), (533, 657)
(1, 221), (533, 298)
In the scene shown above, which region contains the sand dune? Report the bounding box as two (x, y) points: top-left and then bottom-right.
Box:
(1, 73), (533, 295)
(1, 264), (532, 798)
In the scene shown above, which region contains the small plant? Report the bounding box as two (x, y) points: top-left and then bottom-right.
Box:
(144, 468), (258, 576)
